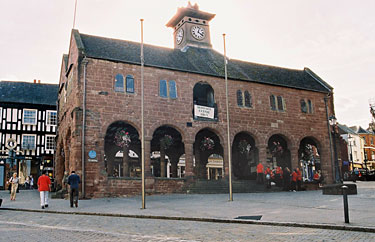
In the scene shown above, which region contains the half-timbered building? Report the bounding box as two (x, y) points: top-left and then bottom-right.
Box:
(0, 80), (58, 189)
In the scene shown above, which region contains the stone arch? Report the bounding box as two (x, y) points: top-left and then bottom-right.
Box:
(298, 136), (323, 182)
(149, 122), (187, 145)
(232, 131), (259, 180)
(104, 121), (140, 177)
(267, 133), (292, 170)
(194, 128), (224, 179)
(151, 125), (184, 178)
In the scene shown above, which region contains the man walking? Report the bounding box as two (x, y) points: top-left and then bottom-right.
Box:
(68, 171), (80, 208)
(37, 170), (51, 209)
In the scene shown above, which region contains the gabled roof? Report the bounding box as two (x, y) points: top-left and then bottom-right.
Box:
(351, 126), (370, 134)
(337, 124), (357, 135)
(0, 81), (58, 106)
(73, 30), (332, 93)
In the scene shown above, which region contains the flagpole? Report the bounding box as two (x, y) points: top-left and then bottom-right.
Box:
(73, 0), (78, 29)
(223, 33), (233, 201)
(140, 19), (146, 209)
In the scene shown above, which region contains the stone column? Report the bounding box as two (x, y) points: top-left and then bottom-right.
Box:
(122, 146), (129, 177)
(258, 144), (267, 166)
(184, 141), (194, 178)
(290, 146), (299, 170)
(170, 156), (179, 178)
(160, 142), (166, 178)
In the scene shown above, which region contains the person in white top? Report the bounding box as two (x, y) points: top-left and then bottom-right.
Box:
(9, 173), (19, 201)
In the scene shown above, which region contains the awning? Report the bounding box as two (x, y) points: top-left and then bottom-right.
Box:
(353, 164), (363, 168)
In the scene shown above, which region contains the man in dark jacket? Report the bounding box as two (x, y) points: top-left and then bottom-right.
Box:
(67, 171), (80, 208)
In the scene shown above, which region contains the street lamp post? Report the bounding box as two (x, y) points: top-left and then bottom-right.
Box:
(329, 116), (341, 183)
(348, 134), (354, 173)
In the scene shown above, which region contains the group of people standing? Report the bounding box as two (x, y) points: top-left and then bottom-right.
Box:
(256, 163), (304, 191)
(7, 170), (80, 209)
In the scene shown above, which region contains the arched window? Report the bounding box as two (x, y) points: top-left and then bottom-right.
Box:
(114, 74), (124, 92)
(244, 91), (252, 107)
(308, 100), (313, 113)
(126, 75), (134, 93)
(300, 99), (307, 113)
(193, 82), (215, 107)
(237, 90), (243, 106)
(159, 80), (167, 97)
(277, 96), (284, 111)
(270, 95), (276, 110)
(169, 80), (177, 99)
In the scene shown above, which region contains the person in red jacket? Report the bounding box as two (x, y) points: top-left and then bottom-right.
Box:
(291, 169), (298, 191)
(296, 168), (302, 191)
(37, 170), (51, 209)
(264, 166), (272, 189)
(256, 162), (264, 184)
(275, 166), (283, 187)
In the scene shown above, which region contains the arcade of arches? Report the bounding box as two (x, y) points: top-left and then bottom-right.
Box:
(101, 121), (326, 183)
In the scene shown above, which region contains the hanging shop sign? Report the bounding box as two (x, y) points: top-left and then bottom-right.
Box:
(6, 138), (17, 150)
(194, 105), (214, 119)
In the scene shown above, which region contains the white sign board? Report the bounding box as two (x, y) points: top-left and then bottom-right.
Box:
(194, 105), (215, 119)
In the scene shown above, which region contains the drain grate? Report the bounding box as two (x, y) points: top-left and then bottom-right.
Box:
(234, 215), (262, 220)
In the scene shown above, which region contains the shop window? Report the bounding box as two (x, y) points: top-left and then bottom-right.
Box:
(23, 109), (37, 125)
(46, 111), (57, 126)
(244, 91), (252, 108)
(22, 134), (36, 150)
(237, 90), (243, 106)
(126, 75), (134, 93)
(114, 74), (124, 92)
(45, 135), (56, 151)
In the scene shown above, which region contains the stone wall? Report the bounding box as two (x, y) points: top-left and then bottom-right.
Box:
(56, 35), (336, 198)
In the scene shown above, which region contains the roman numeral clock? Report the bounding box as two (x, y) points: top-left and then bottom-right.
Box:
(167, 3), (215, 50)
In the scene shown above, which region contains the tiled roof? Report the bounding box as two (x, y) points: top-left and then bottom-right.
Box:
(74, 30), (332, 93)
(337, 124), (357, 135)
(0, 81), (58, 106)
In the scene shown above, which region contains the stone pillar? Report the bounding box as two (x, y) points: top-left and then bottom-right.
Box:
(258, 144), (267, 166)
(170, 157), (178, 178)
(194, 142), (202, 178)
(160, 142), (166, 178)
(290, 146), (299, 170)
(122, 146), (129, 177)
(106, 154), (114, 176)
(144, 138), (152, 177)
(184, 141), (194, 177)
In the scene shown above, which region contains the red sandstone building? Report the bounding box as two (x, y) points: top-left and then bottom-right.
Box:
(56, 4), (336, 197)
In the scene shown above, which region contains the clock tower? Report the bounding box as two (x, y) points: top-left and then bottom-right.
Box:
(166, 2), (215, 51)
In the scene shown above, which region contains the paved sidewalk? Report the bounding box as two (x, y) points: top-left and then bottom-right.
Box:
(1, 181), (374, 231)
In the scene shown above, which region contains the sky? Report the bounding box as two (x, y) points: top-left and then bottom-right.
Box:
(0, 0), (374, 128)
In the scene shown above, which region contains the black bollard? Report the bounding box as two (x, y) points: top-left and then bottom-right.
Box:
(342, 185), (349, 223)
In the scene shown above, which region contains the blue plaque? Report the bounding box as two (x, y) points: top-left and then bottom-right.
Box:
(88, 150), (97, 159)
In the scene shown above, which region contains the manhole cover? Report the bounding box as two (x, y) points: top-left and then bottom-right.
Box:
(234, 215), (262, 220)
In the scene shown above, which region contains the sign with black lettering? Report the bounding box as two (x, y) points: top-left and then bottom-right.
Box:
(194, 105), (214, 119)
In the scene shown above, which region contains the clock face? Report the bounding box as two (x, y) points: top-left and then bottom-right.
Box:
(191, 25), (205, 40)
(176, 29), (184, 45)
(176, 28), (184, 45)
